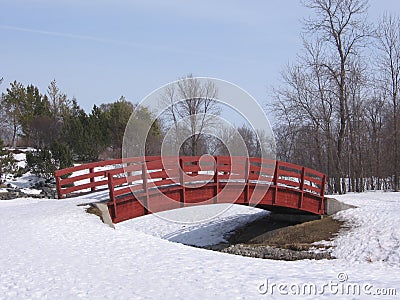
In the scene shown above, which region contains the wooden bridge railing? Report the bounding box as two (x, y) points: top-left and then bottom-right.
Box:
(54, 156), (162, 198)
(274, 160), (326, 197)
(54, 156), (327, 222)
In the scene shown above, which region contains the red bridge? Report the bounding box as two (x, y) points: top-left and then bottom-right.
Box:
(55, 156), (326, 223)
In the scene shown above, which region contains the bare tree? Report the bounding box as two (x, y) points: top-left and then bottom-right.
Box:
(271, 44), (337, 190)
(376, 14), (400, 191)
(161, 75), (220, 156)
(305, 0), (370, 193)
(237, 125), (259, 157)
(271, 0), (370, 193)
(364, 87), (386, 190)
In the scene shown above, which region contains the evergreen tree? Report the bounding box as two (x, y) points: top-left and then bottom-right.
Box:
(101, 97), (133, 155)
(26, 142), (73, 181)
(61, 101), (88, 161)
(20, 85), (51, 145)
(61, 102), (110, 162)
(26, 147), (55, 181)
(87, 104), (110, 159)
(51, 141), (73, 170)
(0, 139), (17, 184)
(1, 81), (26, 147)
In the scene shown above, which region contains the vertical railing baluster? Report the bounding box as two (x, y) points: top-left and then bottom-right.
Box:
(273, 161), (279, 205)
(299, 167), (305, 208)
(89, 167), (95, 192)
(244, 157), (249, 204)
(179, 158), (185, 207)
(108, 172), (117, 220)
(55, 173), (62, 199)
(320, 174), (327, 214)
(213, 156), (219, 204)
(141, 162), (149, 215)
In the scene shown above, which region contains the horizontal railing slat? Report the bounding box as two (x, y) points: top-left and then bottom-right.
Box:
(303, 184), (321, 194)
(55, 159), (123, 177)
(304, 168), (325, 179)
(62, 179), (108, 195)
(60, 170), (107, 186)
(114, 185), (142, 197)
(277, 169), (301, 179)
(304, 174), (323, 184)
(277, 178), (301, 188)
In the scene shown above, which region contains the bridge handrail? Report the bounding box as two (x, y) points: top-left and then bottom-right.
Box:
(54, 156), (327, 221)
(54, 156), (162, 198)
(54, 156), (326, 203)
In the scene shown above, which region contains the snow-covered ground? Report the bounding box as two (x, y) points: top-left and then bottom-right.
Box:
(4, 173), (44, 190)
(1, 150), (44, 190)
(0, 191), (399, 299)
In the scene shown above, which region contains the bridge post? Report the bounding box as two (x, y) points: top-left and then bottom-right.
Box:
(320, 175), (327, 197)
(127, 162), (133, 185)
(213, 156), (219, 204)
(141, 163), (149, 215)
(319, 174), (327, 214)
(179, 158), (186, 207)
(89, 167), (96, 192)
(273, 161), (279, 205)
(244, 157), (249, 204)
(107, 172), (117, 219)
(299, 167), (305, 208)
(55, 174), (62, 199)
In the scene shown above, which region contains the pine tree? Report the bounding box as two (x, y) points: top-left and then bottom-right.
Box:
(101, 97), (133, 156)
(0, 140), (17, 184)
(2, 81), (26, 147)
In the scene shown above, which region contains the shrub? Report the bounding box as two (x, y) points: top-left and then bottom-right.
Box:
(51, 141), (73, 170)
(26, 142), (73, 181)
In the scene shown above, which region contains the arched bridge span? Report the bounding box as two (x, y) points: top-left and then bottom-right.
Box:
(55, 156), (326, 223)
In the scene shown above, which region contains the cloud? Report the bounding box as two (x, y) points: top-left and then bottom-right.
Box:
(0, 24), (245, 63)
(0, 25), (111, 43)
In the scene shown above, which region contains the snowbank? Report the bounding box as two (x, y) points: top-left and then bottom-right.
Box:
(0, 192), (399, 299)
(331, 191), (400, 266)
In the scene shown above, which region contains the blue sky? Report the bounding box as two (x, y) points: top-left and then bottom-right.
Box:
(1, 0), (400, 118)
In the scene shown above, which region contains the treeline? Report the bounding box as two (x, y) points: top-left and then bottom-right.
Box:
(271, 0), (400, 194)
(0, 79), (161, 179)
(0, 75), (266, 183)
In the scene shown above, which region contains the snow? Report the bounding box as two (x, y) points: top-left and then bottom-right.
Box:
(1, 150), (43, 193)
(13, 153), (26, 169)
(331, 192), (400, 266)
(4, 173), (44, 190)
(0, 191), (399, 299)
(122, 204), (269, 246)
(6, 147), (35, 153)
(20, 188), (42, 195)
